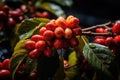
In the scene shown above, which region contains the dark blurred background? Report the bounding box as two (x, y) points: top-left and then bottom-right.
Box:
(64, 0), (120, 27)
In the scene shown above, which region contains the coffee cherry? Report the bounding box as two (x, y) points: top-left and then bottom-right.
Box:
(7, 17), (16, 27)
(2, 5), (9, 14)
(29, 72), (37, 79)
(2, 59), (10, 70)
(114, 35), (120, 46)
(55, 17), (66, 29)
(54, 27), (65, 38)
(43, 30), (54, 41)
(105, 37), (115, 49)
(64, 60), (69, 68)
(112, 22), (120, 35)
(39, 27), (47, 36)
(24, 40), (36, 51)
(41, 11), (49, 18)
(28, 49), (40, 59)
(72, 27), (82, 36)
(66, 15), (79, 28)
(31, 34), (44, 42)
(54, 39), (63, 49)
(0, 69), (10, 78)
(63, 39), (70, 49)
(94, 38), (105, 45)
(96, 28), (107, 33)
(45, 20), (56, 31)
(70, 37), (79, 48)
(9, 10), (21, 18)
(35, 40), (46, 51)
(44, 47), (53, 57)
(0, 62), (2, 70)
(64, 28), (72, 39)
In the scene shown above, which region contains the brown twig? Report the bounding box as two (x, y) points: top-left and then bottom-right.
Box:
(82, 21), (112, 31)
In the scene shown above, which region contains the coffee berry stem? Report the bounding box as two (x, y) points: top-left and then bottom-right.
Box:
(82, 21), (113, 31)
(82, 31), (116, 36)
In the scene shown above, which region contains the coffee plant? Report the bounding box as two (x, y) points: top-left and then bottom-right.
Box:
(7, 15), (120, 80)
(0, 1), (120, 80)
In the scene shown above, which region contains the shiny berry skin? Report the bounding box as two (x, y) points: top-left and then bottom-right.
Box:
(70, 37), (79, 47)
(43, 30), (54, 41)
(29, 72), (37, 79)
(39, 27), (47, 36)
(72, 27), (82, 36)
(64, 60), (69, 68)
(35, 40), (46, 51)
(2, 5), (9, 14)
(66, 15), (79, 28)
(9, 10), (21, 18)
(28, 49), (40, 59)
(94, 38), (105, 45)
(31, 34), (44, 42)
(24, 40), (36, 51)
(45, 20), (56, 31)
(0, 62), (2, 70)
(44, 47), (53, 57)
(7, 17), (16, 27)
(96, 28), (108, 33)
(54, 39), (63, 49)
(105, 37), (115, 49)
(41, 11), (49, 18)
(2, 59), (10, 70)
(55, 17), (66, 29)
(0, 69), (10, 78)
(64, 28), (72, 39)
(54, 27), (65, 38)
(114, 35), (120, 46)
(112, 22), (120, 35)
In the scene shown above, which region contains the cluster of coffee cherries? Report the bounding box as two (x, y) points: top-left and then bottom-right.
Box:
(94, 21), (120, 54)
(0, 58), (10, 79)
(0, 5), (25, 30)
(24, 15), (82, 59)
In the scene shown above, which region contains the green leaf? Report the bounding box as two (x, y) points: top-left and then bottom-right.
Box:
(17, 18), (50, 35)
(64, 51), (79, 80)
(19, 22), (46, 40)
(83, 43), (115, 79)
(35, 2), (66, 17)
(50, 0), (73, 7)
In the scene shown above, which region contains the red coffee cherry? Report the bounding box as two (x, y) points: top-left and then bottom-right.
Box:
(44, 47), (53, 57)
(0, 62), (2, 70)
(41, 11), (49, 18)
(94, 38), (105, 45)
(112, 21), (120, 35)
(2, 59), (10, 70)
(70, 37), (79, 48)
(29, 72), (37, 79)
(39, 27), (47, 36)
(28, 49), (40, 59)
(35, 40), (46, 51)
(54, 39), (63, 49)
(0, 69), (10, 78)
(72, 27), (82, 36)
(31, 34), (44, 42)
(55, 17), (66, 29)
(114, 35), (120, 46)
(7, 17), (16, 27)
(45, 20), (56, 31)
(9, 10), (21, 18)
(96, 28), (106, 33)
(54, 27), (65, 38)
(63, 39), (70, 49)
(66, 15), (79, 28)
(24, 40), (36, 51)
(2, 5), (9, 14)
(43, 30), (54, 41)
(64, 28), (72, 39)
(105, 37), (115, 49)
